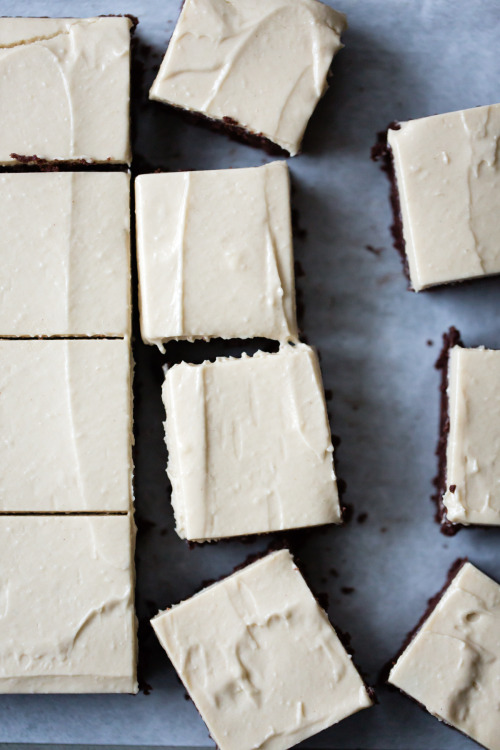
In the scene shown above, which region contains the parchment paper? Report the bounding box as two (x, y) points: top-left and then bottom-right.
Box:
(1, 0), (499, 747)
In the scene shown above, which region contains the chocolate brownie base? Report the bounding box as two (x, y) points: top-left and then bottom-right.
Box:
(371, 123), (411, 284)
(432, 326), (464, 535)
(157, 102), (290, 157)
(2, 155), (128, 172)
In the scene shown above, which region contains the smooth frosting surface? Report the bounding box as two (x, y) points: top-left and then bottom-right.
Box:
(136, 162), (298, 348)
(163, 343), (341, 540)
(442, 346), (500, 525)
(150, 0), (346, 155)
(0, 515), (137, 694)
(389, 562), (500, 750)
(152, 549), (372, 750)
(0, 339), (133, 512)
(0, 172), (131, 337)
(388, 103), (500, 291)
(0, 17), (132, 163)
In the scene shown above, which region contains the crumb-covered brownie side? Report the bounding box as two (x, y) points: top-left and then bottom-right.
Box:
(0, 16), (133, 164)
(432, 326), (464, 535)
(385, 104), (500, 291)
(149, 0), (346, 156)
(162, 344), (341, 541)
(389, 561), (500, 750)
(135, 162), (298, 348)
(152, 549), (372, 750)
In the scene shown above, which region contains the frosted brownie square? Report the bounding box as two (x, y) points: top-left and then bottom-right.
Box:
(439, 342), (500, 527)
(135, 162), (298, 348)
(162, 344), (341, 540)
(389, 561), (500, 750)
(0, 172), (130, 337)
(0, 339), (133, 512)
(0, 514), (137, 693)
(149, 0), (346, 156)
(387, 103), (500, 291)
(0, 17), (133, 164)
(152, 549), (372, 750)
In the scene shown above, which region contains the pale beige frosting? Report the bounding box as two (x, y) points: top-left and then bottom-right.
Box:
(0, 172), (131, 337)
(0, 514), (137, 694)
(163, 343), (341, 540)
(442, 346), (500, 526)
(0, 17), (132, 164)
(135, 162), (298, 348)
(150, 0), (346, 155)
(0, 339), (133, 512)
(389, 562), (500, 750)
(388, 103), (500, 291)
(152, 549), (372, 750)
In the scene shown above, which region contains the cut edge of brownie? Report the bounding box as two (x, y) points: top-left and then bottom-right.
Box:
(371, 122), (412, 286)
(432, 326), (464, 536)
(153, 101), (291, 157)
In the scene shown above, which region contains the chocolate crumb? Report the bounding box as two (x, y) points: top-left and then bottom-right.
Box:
(365, 244), (383, 255)
(449, 485), (456, 494)
(357, 512), (368, 524)
(341, 586), (355, 595)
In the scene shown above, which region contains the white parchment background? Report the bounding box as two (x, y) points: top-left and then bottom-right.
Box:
(0, 0), (499, 748)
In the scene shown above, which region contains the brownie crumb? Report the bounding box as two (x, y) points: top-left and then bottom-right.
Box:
(449, 484), (456, 494)
(342, 503), (353, 523)
(427, 339), (434, 347)
(329, 567), (339, 578)
(341, 586), (355, 595)
(365, 244), (383, 255)
(357, 512), (368, 524)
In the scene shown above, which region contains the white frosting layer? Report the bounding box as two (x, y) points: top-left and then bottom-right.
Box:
(0, 17), (132, 164)
(442, 346), (500, 525)
(152, 549), (372, 750)
(0, 172), (131, 337)
(0, 339), (133, 512)
(389, 562), (500, 750)
(388, 103), (500, 291)
(0, 515), (137, 694)
(135, 162), (298, 348)
(150, 0), (346, 155)
(163, 344), (341, 540)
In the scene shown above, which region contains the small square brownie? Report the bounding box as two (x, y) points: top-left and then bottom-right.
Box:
(389, 561), (500, 750)
(0, 17), (133, 164)
(162, 344), (341, 540)
(0, 515), (137, 693)
(386, 104), (500, 290)
(149, 0), (346, 156)
(152, 549), (372, 750)
(0, 172), (130, 337)
(0, 339), (133, 512)
(135, 162), (298, 348)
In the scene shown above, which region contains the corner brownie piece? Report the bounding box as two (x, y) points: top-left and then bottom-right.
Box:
(389, 561), (500, 750)
(149, 0), (346, 156)
(0, 17), (133, 164)
(152, 549), (372, 750)
(162, 344), (341, 540)
(0, 172), (131, 337)
(135, 162), (298, 348)
(0, 515), (137, 693)
(385, 104), (500, 290)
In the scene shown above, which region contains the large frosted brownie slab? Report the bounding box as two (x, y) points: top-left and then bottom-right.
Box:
(442, 345), (500, 526)
(0, 339), (133, 512)
(149, 0), (346, 156)
(389, 561), (500, 750)
(0, 515), (137, 694)
(152, 549), (372, 750)
(162, 344), (341, 540)
(135, 162), (298, 348)
(0, 172), (130, 337)
(0, 17), (132, 164)
(388, 104), (500, 291)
